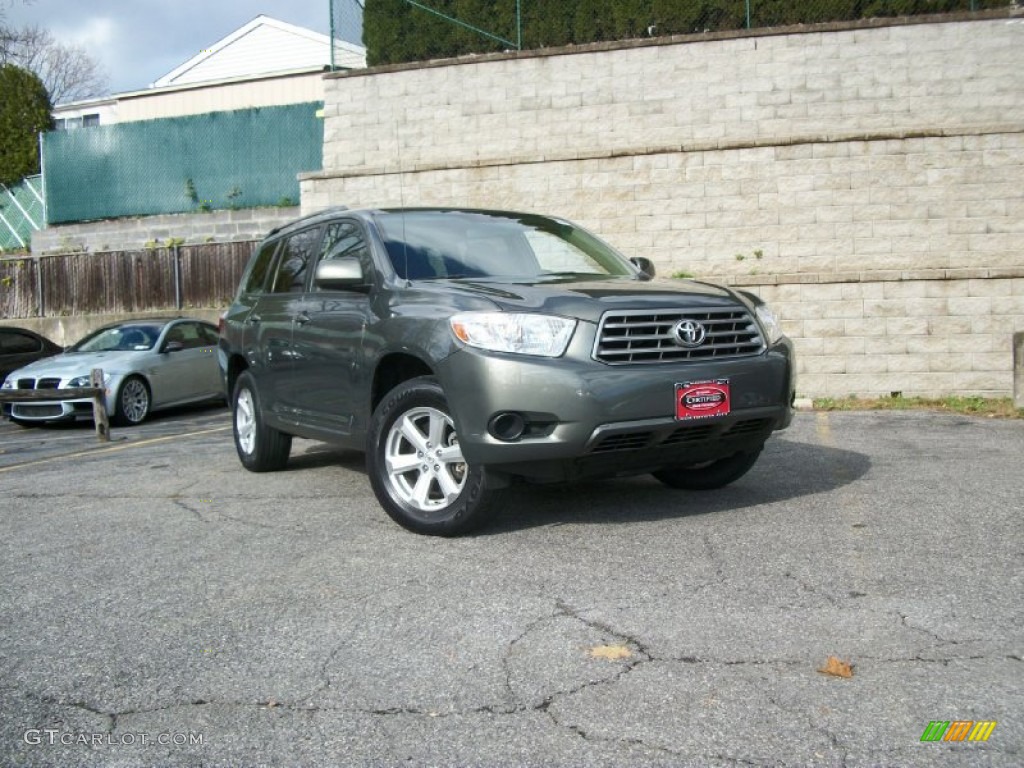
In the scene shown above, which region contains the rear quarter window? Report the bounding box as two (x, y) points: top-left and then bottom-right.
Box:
(243, 241), (280, 294)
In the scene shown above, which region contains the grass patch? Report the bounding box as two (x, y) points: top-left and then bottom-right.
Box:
(813, 395), (1023, 419)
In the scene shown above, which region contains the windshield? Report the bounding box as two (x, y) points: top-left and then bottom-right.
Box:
(72, 324), (162, 353)
(374, 211), (637, 281)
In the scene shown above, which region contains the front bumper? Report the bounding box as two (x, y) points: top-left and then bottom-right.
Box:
(2, 386), (119, 422)
(435, 331), (795, 482)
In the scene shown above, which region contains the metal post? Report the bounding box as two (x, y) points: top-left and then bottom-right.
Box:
(35, 256), (44, 317)
(746, 0), (752, 29)
(1014, 332), (1024, 410)
(38, 131), (47, 226)
(516, 0), (522, 50)
(173, 244), (182, 310)
(329, 0), (336, 71)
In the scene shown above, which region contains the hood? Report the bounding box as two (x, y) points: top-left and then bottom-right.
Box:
(409, 275), (745, 324)
(7, 350), (147, 380)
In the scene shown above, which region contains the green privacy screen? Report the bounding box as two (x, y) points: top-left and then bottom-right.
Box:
(42, 102), (323, 224)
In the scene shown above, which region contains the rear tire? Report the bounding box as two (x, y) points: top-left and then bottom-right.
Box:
(367, 376), (496, 536)
(232, 370), (292, 472)
(652, 446), (763, 490)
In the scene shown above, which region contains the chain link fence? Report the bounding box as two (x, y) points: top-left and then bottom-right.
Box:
(0, 176), (44, 253)
(42, 103), (323, 226)
(349, 0), (1007, 66)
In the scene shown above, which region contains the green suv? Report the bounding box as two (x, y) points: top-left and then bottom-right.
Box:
(219, 208), (795, 535)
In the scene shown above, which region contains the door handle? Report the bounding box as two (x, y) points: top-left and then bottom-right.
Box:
(296, 312), (311, 326)
(248, 314), (261, 325)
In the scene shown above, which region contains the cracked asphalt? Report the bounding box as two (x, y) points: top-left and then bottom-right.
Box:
(0, 407), (1021, 767)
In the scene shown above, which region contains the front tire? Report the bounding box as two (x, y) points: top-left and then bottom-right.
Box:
(232, 370), (292, 472)
(652, 446), (763, 490)
(367, 376), (496, 536)
(112, 375), (151, 426)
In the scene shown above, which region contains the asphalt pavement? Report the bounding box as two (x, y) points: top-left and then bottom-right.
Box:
(0, 406), (1020, 767)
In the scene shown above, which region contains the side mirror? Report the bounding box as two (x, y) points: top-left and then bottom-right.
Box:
(630, 256), (656, 278)
(315, 257), (366, 289)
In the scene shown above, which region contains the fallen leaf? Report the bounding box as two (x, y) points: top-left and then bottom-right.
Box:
(589, 644), (632, 661)
(817, 656), (854, 678)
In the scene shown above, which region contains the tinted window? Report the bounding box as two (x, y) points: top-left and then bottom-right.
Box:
(0, 330), (42, 354)
(244, 241), (279, 294)
(166, 322), (218, 350)
(320, 221), (368, 263)
(270, 227), (323, 294)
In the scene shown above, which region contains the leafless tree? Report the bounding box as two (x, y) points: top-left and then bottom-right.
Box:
(0, 23), (108, 103)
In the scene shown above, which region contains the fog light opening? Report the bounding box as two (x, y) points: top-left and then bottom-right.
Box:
(489, 412), (527, 441)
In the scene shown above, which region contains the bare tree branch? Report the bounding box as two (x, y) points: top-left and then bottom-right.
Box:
(0, 23), (108, 103)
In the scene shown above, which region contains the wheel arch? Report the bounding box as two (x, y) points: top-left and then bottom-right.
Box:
(371, 353), (435, 413)
(224, 353), (249, 398)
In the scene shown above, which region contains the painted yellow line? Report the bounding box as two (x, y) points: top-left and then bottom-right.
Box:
(0, 425), (232, 473)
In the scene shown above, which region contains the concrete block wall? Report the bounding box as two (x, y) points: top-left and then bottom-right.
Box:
(30, 207), (300, 254)
(314, 18), (1021, 179)
(752, 274), (1024, 397)
(302, 15), (1024, 398)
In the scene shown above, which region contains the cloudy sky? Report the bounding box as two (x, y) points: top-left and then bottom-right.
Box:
(4, 0), (364, 94)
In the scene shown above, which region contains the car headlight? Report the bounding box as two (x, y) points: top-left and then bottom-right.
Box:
(755, 304), (784, 345)
(68, 373), (110, 388)
(1, 379), (12, 389)
(450, 312), (577, 358)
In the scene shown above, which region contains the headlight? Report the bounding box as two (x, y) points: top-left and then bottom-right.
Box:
(450, 312), (577, 358)
(68, 375), (92, 388)
(755, 304), (783, 345)
(1, 378), (12, 389)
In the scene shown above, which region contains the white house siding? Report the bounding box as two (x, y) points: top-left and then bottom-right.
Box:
(302, 15), (1024, 398)
(115, 71), (327, 122)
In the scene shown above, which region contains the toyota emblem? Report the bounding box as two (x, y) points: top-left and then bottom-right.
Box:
(672, 319), (707, 348)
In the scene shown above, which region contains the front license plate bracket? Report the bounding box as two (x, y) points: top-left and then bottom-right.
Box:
(676, 379), (731, 420)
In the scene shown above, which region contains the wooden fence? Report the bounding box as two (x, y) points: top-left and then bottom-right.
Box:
(0, 242), (254, 319)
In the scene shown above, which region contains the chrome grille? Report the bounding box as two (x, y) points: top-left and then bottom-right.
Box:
(593, 307), (763, 364)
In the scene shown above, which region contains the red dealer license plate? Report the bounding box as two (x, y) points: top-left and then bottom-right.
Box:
(676, 379), (731, 420)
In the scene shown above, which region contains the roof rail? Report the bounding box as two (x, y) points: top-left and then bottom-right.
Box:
(267, 205), (349, 236)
